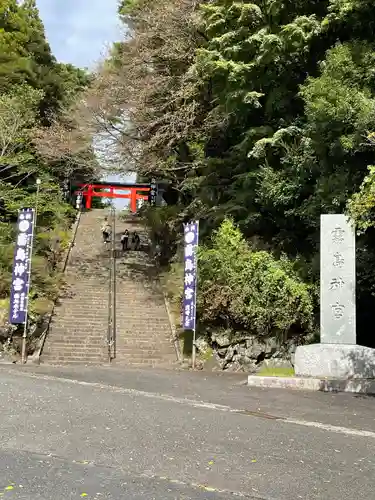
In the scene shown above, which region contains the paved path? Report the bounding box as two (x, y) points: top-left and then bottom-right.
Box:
(0, 364), (374, 499)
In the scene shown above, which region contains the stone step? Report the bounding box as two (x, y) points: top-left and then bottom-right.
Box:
(48, 324), (106, 330)
(116, 342), (171, 348)
(51, 317), (107, 322)
(54, 296), (108, 301)
(52, 310), (108, 316)
(43, 349), (105, 355)
(46, 330), (103, 338)
(113, 359), (174, 367)
(42, 337), (105, 344)
(116, 332), (172, 337)
(114, 357), (171, 362)
(115, 342), (173, 350)
(42, 360), (107, 366)
(50, 322), (108, 329)
(114, 341), (171, 348)
(43, 354), (106, 361)
(43, 341), (105, 348)
(53, 312), (107, 317)
(43, 357), (173, 365)
(42, 347), (106, 353)
(55, 297), (109, 301)
(115, 333), (171, 339)
(52, 312), (108, 317)
(54, 300), (109, 307)
(54, 294), (108, 300)
(42, 360), (107, 365)
(115, 346), (175, 353)
(44, 346), (106, 352)
(116, 319), (170, 324)
(43, 344), (105, 350)
(42, 350), (106, 357)
(115, 351), (165, 358)
(45, 333), (106, 338)
(41, 210), (176, 367)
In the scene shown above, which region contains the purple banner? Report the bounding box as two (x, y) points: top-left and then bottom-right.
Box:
(183, 221), (199, 330)
(9, 208), (35, 324)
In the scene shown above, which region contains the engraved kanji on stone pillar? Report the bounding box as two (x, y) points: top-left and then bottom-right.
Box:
(320, 214), (356, 344)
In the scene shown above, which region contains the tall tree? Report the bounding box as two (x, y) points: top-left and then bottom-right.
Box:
(0, 0), (96, 334)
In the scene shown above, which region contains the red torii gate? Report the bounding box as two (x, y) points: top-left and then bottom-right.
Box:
(74, 182), (152, 212)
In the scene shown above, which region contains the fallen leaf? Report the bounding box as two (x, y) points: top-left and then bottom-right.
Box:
(251, 459), (257, 463)
(208, 460), (214, 465)
(80, 494), (88, 497)
(5, 486), (14, 491)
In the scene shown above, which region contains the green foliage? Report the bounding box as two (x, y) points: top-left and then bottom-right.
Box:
(100, 0), (375, 345)
(197, 220), (314, 340)
(0, 84), (44, 173)
(118, 0), (142, 15)
(141, 205), (182, 264)
(0, 1), (93, 335)
(347, 166), (375, 233)
(0, 179), (76, 307)
(256, 365), (295, 377)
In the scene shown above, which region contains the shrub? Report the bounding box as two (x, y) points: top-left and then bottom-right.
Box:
(141, 205), (182, 264)
(197, 219), (315, 341)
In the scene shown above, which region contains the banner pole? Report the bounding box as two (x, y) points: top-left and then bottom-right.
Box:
(192, 220), (199, 370)
(21, 213), (36, 364)
(21, 180), (40, 364)
(21, 314), (28, 364)
(182, 220), (199, 370)
(192, 328), (196, 369)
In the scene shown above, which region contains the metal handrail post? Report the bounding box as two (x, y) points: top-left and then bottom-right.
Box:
(112, 208), (117, 360)
(107, 208), (113, 363)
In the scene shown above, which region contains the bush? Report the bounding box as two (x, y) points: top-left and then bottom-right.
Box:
(197, 219), (315, 341)
(141, 205), (182, 264)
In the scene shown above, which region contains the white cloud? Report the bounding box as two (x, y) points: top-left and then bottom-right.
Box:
(36, 0), (124, 68)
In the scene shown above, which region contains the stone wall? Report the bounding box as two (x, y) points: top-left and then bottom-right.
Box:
(196, 332), (299, 372)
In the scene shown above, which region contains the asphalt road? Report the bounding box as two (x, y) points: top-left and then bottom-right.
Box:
(0, 448), (230, 499)
(0, 364), (374, 499)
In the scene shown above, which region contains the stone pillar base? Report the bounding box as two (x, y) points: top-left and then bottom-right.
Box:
(295, 344), (375, 379)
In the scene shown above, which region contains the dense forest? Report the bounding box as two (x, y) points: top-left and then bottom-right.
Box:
(0, 0), (95, 344)
(105, 0), (375, 351)
(2, 0), (375, 361)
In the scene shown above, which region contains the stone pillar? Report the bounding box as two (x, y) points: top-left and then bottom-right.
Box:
(320, 214), (356, 344)
(294, 214), (375, 379)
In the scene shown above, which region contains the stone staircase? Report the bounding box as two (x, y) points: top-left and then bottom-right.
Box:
(41, 209), (109, 365)
(113, 216), (176, 367)
(41, 210), (176, 367)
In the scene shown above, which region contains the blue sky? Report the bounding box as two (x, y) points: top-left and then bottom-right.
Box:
(36, 0), (123, 69)
(36, 0), (134, 207)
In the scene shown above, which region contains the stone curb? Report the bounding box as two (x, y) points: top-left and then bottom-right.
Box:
(247, 375), (375, 395)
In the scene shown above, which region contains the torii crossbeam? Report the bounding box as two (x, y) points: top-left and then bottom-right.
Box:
(73, 181), (155, 212)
